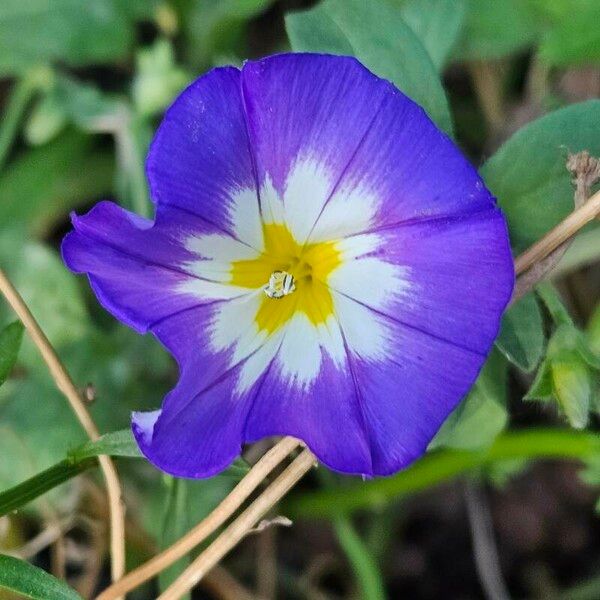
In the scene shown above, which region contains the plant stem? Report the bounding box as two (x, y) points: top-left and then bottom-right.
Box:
(96, 436), (301, 600)
(333, 517), (386, 600)
(158, 449), (316, 600)
(319, 469), (386, 600)
(0, 269), (126, 591)
(286, 429), (600, 518)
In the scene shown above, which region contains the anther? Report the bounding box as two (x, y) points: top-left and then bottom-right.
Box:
(264, 271), (296, 299)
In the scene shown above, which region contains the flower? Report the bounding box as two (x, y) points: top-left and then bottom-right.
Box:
(62, 53), (514, 478)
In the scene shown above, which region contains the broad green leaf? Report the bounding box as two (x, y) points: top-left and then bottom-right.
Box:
(286, 0), (453, 134)
(0, 458), (96, 518)
(0, 555), (83, 600)
(431, 351), (508, 450)
(395, 0), (467, 71)
(0, 0), (132, 76)
(0, 321), (23, 386)
(539, 2), (600, 66)
(481, 100), (600, 252)
(495, 294), (545, 372)
(453, 0), (540, 61)
(69, 429), (143, 461)
(0, 131), (114, 235)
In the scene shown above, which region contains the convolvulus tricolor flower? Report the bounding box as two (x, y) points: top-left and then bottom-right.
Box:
(63, 54), (513, 478)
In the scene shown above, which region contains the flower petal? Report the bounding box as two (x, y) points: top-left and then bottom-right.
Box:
(241, 54), (392, 242)
(146, 66), (261, 246)
(332, 293), (488, 474)
(330, 209), (514, 354)
(61, 201), (250, 334)
(241, 53), (497, 245)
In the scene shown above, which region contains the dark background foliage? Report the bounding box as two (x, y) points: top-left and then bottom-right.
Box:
(0, 1), (599, 598)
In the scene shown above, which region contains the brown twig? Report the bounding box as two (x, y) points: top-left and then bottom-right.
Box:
(512, 152), (600, 302)
(0, 269), (126, 591)
(513, 188), (600, 279)
(96, 436), (300, 600)
(158, 449), (317, 600)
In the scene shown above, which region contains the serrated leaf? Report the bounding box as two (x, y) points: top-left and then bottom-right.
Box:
(0, 321), (23, 386)
(453, 0), (540, 61)
(481, 100), (600, 252)
(396, 0), (467, 71)
(0, 555), (83, 600)
(431, 350), (508, 450)
(285, 0), (453, 134)
(496, 294), (545, 372)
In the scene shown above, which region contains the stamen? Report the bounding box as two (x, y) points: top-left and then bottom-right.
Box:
(264, 270), (296, 299)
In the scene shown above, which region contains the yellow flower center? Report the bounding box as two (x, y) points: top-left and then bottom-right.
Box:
(230, 223), (341, 334)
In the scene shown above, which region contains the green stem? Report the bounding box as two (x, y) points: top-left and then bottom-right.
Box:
(286, 429), (600, 518)
(0, 458), (97, 517)
(0, 70), (44, 171)
(333, 517), (387, 600)
(318, 470), (386, 600)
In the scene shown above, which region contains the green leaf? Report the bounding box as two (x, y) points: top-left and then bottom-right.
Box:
(0, 0), (133, 76)
(551, 351), (592, 429)
(431, 350), (508, 450)
(453, 0), (540, 61)
(0, 321), (23, 386)
(495, 294), (545, 372)
(0, 458), (96, 518)
(0, 131), (114, 235)
(539, 1), (600, 66)
(285, 0), (453, 134)
(0, 554), (83, 600)
(525, 359), (555, 402)
(481, 100), (600, 252)
(69, 429), (143, 461)
(396, 0), (467, 71)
